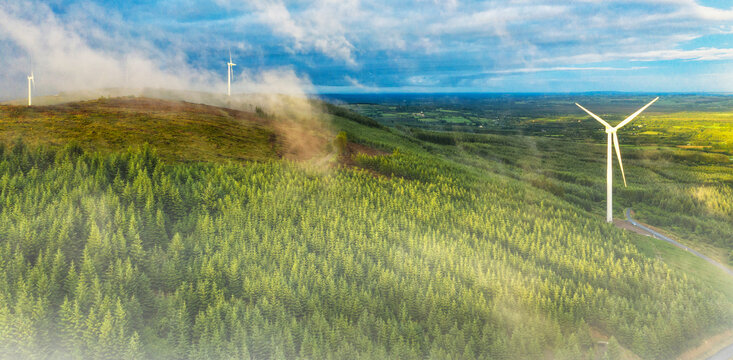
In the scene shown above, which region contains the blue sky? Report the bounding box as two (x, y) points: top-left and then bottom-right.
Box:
(1, 0), (733, 96)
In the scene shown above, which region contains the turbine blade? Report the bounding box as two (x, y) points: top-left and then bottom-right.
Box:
(575, 103), (611, 128)
(615, 97), (659, 130)
(613, 132), (627, 187)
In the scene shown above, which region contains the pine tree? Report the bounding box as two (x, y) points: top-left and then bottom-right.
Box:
(606, 336), (621, 360)
(124, 332), (142, 360)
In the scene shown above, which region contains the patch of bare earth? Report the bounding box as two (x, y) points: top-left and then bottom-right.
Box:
(613, 218), (655, 237)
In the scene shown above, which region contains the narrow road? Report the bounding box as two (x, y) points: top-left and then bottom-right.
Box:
(707, 342), (733, 360)
(625, 208), (733, 278)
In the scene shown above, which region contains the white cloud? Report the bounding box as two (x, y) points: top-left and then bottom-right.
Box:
(219, 0), (733, 77)
(487, 66), (649, 74)
(678, 1), (733, 21)
(344, 75), (365, 88)
(252, 0), (358, 66)
(631, 48), (733, 61)
(406, 75), (439, 86)
(0, 0), (313, 100)
(0, 2), (186, 95)
(429, 5), (568, 36)
(544, 47), (733, 65)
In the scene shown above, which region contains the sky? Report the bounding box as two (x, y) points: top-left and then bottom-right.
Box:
(1, 0), (733, 97)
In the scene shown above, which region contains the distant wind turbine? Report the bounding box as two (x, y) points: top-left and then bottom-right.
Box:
(27, 71), (35, 107)
(227, 50), (236, 96)
(575, 97), (659, 223)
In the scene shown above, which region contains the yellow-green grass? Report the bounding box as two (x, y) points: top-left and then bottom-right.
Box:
(630, 230), (733, 301)
(443, 115), (470, 123)
(634, 112), (733, 153)
(0, 97), (279, 163)
(644, 219), (733, 266)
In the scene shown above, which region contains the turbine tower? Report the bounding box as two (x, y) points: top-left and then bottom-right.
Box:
(27, 72), (35, 107)
(227, 50), (236, 97)
(575, 97), (659, 223)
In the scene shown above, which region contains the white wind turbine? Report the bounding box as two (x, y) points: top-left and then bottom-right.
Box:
(27, 71), (35, 106)
(575, 97), (659, 223)
(227, 50), (236, 96)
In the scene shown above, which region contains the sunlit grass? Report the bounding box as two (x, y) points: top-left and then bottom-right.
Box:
(0, 98), (279, 163)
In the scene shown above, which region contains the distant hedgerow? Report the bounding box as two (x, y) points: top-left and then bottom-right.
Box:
(321, 102), (384, 128)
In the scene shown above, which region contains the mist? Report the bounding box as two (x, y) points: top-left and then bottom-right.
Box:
(0, 1), (314, 104)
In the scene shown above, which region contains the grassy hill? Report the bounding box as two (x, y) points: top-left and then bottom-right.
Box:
(0, 97), (280, 163)
(0, 96), (731, 360)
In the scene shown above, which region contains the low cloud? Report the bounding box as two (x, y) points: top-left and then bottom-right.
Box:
(0, 1), (183, 97)
(0, 0), (312, 101)
(487, 66), (649, 74)
(630, 48), (733, 61)
(546, 47), (733, 65)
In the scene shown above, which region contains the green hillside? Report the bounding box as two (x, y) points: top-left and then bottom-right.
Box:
(341, 95), (733, 268)
(0, 97), (731, 360)
(0, 97), (279, 163)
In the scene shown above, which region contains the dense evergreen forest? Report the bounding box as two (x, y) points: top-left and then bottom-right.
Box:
(337, 95), (733, 267)
(0, 129), (731, 359)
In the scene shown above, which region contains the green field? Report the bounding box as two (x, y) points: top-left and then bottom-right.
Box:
(0, 95), (731, 359)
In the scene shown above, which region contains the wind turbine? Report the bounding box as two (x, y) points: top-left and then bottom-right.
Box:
(575, 97), (659, 223)
(227, 50), (236, 96)
(27, 71), (35, 107)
